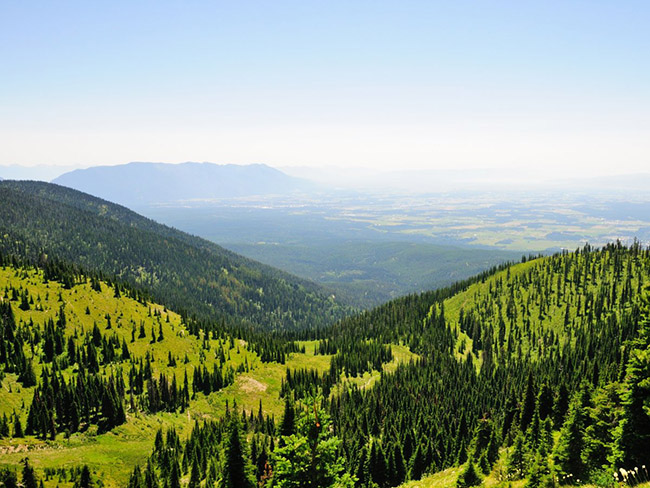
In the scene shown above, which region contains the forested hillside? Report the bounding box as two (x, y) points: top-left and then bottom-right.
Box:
(0, 181), (349, 333)
(1, 235), (649, 487)
(0, 257), (352, 487)
(122, 243), (649, 488)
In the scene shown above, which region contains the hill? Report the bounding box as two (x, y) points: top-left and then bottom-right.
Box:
(52, 162), (315, 206)
(0, 180), (349, 333)
(115, 242), (649, 488)
(2, 242), (650, 488)
(317, 242), (650, 487)
(0, 259), (414, 488)
(0, 261), (320, 487)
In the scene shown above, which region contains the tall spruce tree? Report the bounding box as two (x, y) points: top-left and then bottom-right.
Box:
(220, 417), (255, 488)
(554, 386), (591, 482)
(21, 459), (38, 488)
(614, 292), (650, 469)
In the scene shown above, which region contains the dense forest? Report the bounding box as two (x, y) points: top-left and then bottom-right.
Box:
(0, 181), (350, 333)
(0, 181), (649, 488)
(118, 242), (650, 488)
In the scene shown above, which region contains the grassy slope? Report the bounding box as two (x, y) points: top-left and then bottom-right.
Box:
(397, 249), (649, 488)
(0, 266), (414, 487)
(0, 265), (268, 486)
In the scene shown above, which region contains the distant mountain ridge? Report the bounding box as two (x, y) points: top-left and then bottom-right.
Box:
(52, 162), (315, 206)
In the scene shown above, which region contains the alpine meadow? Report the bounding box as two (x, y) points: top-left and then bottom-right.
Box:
(2, 2), (650, 488)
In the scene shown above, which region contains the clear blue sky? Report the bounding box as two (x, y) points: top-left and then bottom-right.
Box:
(2, 1), (649, 177)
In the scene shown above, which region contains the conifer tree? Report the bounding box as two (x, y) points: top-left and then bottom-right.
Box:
(278, 396), (296, 445)
(0, 467), (18, 488)
(456, 460), (481, 488)
(21, 459), (38, 488)
(506, 432), (527, 480)
(408, 444), (427, 482)
(368, 440), (388, 487)
(13, 415), (23, 438)
(188, 457), (201, 488)
(554, 387), (590, 482)
(520, 372), (536, 430)
(74, 466), (93, 488)
(614, 293), (650, 469)
(220, 418), (255, 488)
(144, 458), (158, 488)
(127, 466), (143, 488)
(271, 397), (355, 488)
(525, 451), (552, 488)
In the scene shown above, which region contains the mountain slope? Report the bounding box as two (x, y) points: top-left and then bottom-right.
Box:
(52, 162), (315, 206)
(0, 262), (331, 487)
(320, 243), (650, 487)
(0, 180), (349, 332)
(1, 241), (649, 487)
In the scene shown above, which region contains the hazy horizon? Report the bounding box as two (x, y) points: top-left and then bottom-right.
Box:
(3, 1), (649, 180)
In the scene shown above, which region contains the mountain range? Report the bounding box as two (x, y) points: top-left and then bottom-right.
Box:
(52, 162), (315, 207)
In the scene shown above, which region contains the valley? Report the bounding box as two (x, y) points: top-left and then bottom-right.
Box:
(0, 181), (649, 488)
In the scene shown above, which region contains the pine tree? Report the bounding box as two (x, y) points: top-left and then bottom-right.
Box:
(525, 450), (552, 488)
(456, 460), (481, 488)
(21, 459), (38, 488)
(168, 461), (181, 488)
(554, 387), (590, 482)
(506, 432), (527, 480)
(188, 457), (201, 488)
(408, 444), (427, 482)
(278, 396), (296, 444)
(0, 467), (18, 488)
(144, 458), (158, 488)
(127, 466), (143, 488)
(368, 441), (388, 487)
(270, 397), (355, 488)
(74, 466), (93, 488)
(520, 372), (536, 430)
(220, 418), (255, 488)
(614, 293), (650, 469)
(13, 415), (23, 438)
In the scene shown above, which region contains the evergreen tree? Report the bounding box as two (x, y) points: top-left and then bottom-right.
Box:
(525, 451), (552, 488)
(270, 398), (355, 488)
(127, 466), (143, 488)
(21, 459), (38, 488)
(188, 457), (201, 488)
(408, 444), (427, 482)
(220, 418), (255, 488)
(456, 460), (482, 488)
(13, 415), (23, 438)
(168, 461), (181, 488)
(368, 440), (388, 487)
(506, 432), (527, 480)
(279, 396), (296, 439)
(0, 467), (18, 488)
(144, 458), (158, 488)
(554, 387), (591, 482)
(614, 293), (650, 469)
(73, 466), (93, 488)
(520, 372), (536, 430)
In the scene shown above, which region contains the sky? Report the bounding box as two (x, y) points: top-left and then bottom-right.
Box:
(1, 1), (649, 178)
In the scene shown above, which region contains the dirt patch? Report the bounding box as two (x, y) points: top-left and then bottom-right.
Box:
(238, 376), (267, 393)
